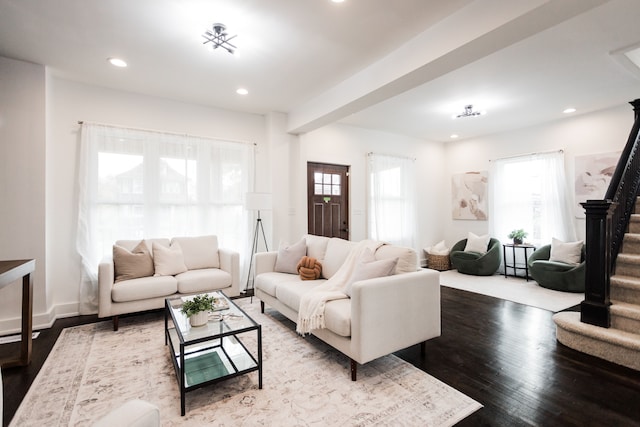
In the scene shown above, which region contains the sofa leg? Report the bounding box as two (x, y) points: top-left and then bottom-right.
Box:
(112, 316), (119, 331)
(350, 359), (357, 381)
(260, 301), (264, 313)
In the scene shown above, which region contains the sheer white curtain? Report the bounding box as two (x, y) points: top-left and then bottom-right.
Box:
(490, 150), (576, 247)
(76, 123), (254, 313)
(367, 153), (416, 248)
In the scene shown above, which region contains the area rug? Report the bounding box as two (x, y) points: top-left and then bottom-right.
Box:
(11, 299), (482, 426)
(439, 270), (583, 312)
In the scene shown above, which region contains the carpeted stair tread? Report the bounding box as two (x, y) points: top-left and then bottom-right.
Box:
(610, 275), (640, 290)
(611, 301), (640, 320)
(554, 312), (640, 351)
(616, 253), (640, 264)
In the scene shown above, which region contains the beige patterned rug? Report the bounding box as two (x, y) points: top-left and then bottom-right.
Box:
(11, 299), (481, 426)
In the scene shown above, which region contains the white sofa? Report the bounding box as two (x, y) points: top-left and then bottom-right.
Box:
(99, 235), (239, 330)
(254, 234), (441, 380)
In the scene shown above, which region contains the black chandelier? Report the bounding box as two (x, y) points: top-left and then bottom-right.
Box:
(202, 23), (237, 54)
(455, 104), (485, 118)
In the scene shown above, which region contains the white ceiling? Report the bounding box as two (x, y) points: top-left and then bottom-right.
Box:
(1, 0), (640, 142)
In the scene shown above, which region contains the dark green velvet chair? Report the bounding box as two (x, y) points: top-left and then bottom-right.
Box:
(450, 238), (502, 276)
(527, 244), (585, 292)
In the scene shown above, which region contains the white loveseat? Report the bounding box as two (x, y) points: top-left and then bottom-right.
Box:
(99, 235), (240, 330)
(254, 234), (441, 380)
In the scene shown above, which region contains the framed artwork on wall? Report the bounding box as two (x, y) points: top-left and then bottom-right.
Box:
(452, 171), (488, 220)
(574, 151), (620, 218)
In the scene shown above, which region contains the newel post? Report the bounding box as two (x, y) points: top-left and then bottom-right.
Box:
(580, 199), (614, 327)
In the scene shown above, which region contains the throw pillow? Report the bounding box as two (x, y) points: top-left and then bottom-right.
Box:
(345, 248), (398, 297)
(549, 237), (583, 265)
(152, 241), (188, 276)
(113, 240), (154, 282)
(427, 240), (450, 256)
(274, 239), (307, 274)
(297, 256), (323, 280)
(464, 232), (490, 254)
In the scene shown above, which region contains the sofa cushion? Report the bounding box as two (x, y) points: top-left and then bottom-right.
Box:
(175, 268), (231, 294)
(255, 272), (304, 297)
(275, 280), (326, 313)
(303, 234), (330, 262)
(375, 244), (418, 273)
(324, 299), (352, 337)
(111, 276), (177, 302)
(274, 239), (307, 274)
(345, 249), (398, 297)
(152, 242), (188, 276)
(113, 240), (154, 283)
(172, 235), (220, 270)
(322, 238), (358, 279)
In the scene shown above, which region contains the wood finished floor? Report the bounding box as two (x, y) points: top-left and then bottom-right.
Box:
(2, 287), (640, 426)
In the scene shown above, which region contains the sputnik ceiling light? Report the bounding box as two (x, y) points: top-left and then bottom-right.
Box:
(454, 104), (486, 119)
(202, 23), (237, 54)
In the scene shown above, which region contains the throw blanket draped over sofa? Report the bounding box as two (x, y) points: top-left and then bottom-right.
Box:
(254, 234), (441, 380)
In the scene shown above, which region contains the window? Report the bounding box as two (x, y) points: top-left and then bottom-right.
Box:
(490, 151), (576, 246)
(77, 123), (254, 312)
(367, 153), (416, 248)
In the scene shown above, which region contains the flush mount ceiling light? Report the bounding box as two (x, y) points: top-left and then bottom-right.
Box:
(203, 23), (237, 54)
(454, 104), (486, 119)
(107, 57), (127, 67)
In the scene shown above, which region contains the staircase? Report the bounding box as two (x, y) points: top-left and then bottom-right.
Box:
(553, 199), (640, 371)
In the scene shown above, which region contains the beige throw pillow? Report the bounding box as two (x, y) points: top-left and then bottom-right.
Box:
(549, 238), (583, 265)
(464, 232), (490, 254)
(274, 239), (307, 274)
(345, 248), (398, 297)
(152, 241), (188, 276)
(113, 240), (154, 282)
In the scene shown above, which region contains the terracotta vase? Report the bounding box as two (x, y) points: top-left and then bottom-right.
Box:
(189, 311), (209, 327)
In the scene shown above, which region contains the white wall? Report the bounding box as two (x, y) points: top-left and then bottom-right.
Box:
(444, 103), (634, 247)
(298, 124), (447, 263)
(0, 57), (47, 331)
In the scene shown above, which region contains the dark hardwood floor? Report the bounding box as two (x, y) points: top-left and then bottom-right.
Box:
(2, 287), (640, 426)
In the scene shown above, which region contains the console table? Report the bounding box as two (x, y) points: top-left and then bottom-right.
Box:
(0, 259), (35, 368)
(503, 244), (535, 281)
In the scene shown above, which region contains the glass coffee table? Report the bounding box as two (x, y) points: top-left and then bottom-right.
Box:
(165, 291), (262, 416)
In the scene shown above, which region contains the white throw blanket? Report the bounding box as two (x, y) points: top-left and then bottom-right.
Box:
(296, 239), (384, 335)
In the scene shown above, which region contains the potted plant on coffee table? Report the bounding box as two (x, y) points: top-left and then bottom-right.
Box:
(508, 229), (528, 245)
(181, 294), (216, 327)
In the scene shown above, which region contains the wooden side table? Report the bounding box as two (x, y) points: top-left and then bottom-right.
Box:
(0, 259), (35, 368)
(502, 244), (535, 281)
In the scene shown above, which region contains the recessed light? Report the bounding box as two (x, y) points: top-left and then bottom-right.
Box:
(331, 0), (345, 3)
(236, 88), (248, 95)
(108, 58), (127, 68)
(450, 134), (459, 139)
(563, 107), (576, 114)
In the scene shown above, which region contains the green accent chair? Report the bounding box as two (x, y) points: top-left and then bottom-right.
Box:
(450, 238), (502, 276)
(527, 244), (585, 292)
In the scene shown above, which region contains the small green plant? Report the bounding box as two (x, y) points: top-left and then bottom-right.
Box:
(508, 229), (528, 243)
(181, 294), (216, 317)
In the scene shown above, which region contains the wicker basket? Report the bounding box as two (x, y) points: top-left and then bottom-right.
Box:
(427, 253), (451, 271)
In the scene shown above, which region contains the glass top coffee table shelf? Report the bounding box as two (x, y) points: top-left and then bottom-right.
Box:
(165, 291), (262, 416)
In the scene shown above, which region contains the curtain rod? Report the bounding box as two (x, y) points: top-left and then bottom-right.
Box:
(491, 148), (563, 162)
(77, 120), (256, 146)
(367, 151), (416, 161)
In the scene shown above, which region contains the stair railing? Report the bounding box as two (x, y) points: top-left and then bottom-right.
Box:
(581, 99), (640, 328)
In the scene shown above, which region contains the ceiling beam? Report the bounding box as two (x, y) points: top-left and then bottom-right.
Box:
(287, 0), (610, 135)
